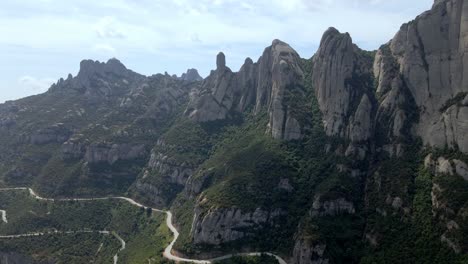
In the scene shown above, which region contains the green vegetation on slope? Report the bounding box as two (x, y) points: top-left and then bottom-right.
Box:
(0, 190), (171, 263)
(0, 232), (119, 264)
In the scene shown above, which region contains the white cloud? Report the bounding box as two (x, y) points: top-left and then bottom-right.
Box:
(94, 16), (126, 39)
(92, 44), (117, 53)
(18, 76), (55, 92)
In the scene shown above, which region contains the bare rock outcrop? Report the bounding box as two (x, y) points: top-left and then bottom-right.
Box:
(186, 40), (305, 140)
(310, 196), (355, 217)
(425, 154), (468, 182)
(262, 40), (304, 140)
(84, 143), (146, 164)
(312, 28), (375, 143)
(29, 123), (73, 145)
(61, 138), (86, 160)
(191, 205), (284, 245)
(291, 237), (329, 264)
(49, 58), (145, 101)
(180, 69), (203, 82)
(185, 52), (236, 122)
(374, 0), (468, 153)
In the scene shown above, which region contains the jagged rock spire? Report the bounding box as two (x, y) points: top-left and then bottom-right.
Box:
(216, 52), (226, 70)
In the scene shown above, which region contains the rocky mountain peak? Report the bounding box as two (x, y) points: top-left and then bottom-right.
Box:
(216, 52), (226, 70)
(244, 57), (254, 65)
(312, 27), (375, 159)
(271, 39), (286, 46)
(312, 27), (362, 137)
(47, 58), (145, 100)
(374, 0), (468, 153)
(185, 39), (305, 140)
(433, 0), (447, 6)
(269, 39), (301, 67)
(321, 27), (350, 39)
(317, 27), (353, 58)
(180, 69), (203, 82)
(78, 58), (129, 79)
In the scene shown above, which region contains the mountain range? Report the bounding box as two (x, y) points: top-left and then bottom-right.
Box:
(1, 0), (468, 263)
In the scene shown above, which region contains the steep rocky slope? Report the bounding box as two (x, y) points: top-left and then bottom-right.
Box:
(0, 59), (200, 196)
(1, 0), (468, 263)
(374, 0), (468, 153)
(186, 40), (306, 140)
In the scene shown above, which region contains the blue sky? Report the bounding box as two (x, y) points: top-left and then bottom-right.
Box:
(0, 0), (433, 103)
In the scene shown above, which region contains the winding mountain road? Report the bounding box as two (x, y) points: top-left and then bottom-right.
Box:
(0, 187), (288, 264)
(112, 232), (126, 264)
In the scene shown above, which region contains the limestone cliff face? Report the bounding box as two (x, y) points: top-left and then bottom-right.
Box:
(312, 28), (375, 143)
(291, 238), (329, 264)
(186, 40), (305, 140)
(191, 204), (284, 245)
(146, 145), (194, 186)
(28, 123), (73, 145)
(262, 40), (305, 140)
(185, 53), (237, 122)
(180, 69), (203, 82)
(374, 0), (468, 153)
(84, 143), (146, 164)
(310, 196), (355, 217)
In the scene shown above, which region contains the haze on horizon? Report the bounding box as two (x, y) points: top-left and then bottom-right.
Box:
(0, 0), (433, 103)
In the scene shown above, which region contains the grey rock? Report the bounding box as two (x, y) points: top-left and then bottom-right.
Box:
(0, 118), (15, 129)
(462, 94), (468, 106)
(424, 154), (435, 169)
(345, 144), (368, 161)
(147, 151), (194, 185)
(185, 54), (236, 122)
(191, 205), (284, 245)
(216, 52), (226, 69)
(61, 139), (86, 160)
(50, 58), (146, 101)
(312, 27), (374, 142)
(436, 157), (454, 175)
(291, 238), (329, 264)
(139, 74), (193, 120)
(263, 40), (305, 140)
(180, 69), (203, 82)
(453, 159), (468, 181)
(434, 0), (448, 7)
(186, 40), (305, 140)
(84, 143), (146, 164)
(185, 168), (215, 197)
(374, 0), (468, 153)
(29, 123), (72, 145)
(348, 94), (373, 142)
(134, 180), (167, 208)
(311, 196), (355, 217)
